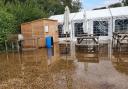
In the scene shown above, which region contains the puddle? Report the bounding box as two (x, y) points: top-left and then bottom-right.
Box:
(0, 43), (128, 89)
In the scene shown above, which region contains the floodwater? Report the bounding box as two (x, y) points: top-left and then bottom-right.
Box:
(0, 43), (128, 89)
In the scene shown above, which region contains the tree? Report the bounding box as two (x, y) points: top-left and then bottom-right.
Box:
(6, 0), (45, 32)
(36, 0), (81, 15)
(93, 0), (128, 9)
(124, 0), (128, 6)
(71, 0), (81, 12)
(61, 0), (81, 12)
(4, 0), (27, 4)
(36, 0), (64, 15)
(0, 7), (16, 50)
(109, 3), (122, 8)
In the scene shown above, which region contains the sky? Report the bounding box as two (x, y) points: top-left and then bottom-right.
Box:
(81, 0), (122, 10)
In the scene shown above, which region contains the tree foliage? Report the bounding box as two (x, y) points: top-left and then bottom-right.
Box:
(61, 0), (81, 12)
(109, 3), (122, 8)
(0, 7), (16, 49)
(6, 0), (45, 32)
(109, 0), (128, 8)
(124, 0), (128, 6)
(4, 0), (27, 4)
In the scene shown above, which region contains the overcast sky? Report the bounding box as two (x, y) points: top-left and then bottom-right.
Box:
(81, 0), (122, 10)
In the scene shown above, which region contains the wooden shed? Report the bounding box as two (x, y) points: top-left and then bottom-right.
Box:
(21, 18), (59, 48)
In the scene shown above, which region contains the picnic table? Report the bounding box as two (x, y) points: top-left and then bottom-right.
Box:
(76, 35), (99, 45)
(113, 32), (128, 51)
(113, 32), (128, 44)
(75, 35), (99, 52)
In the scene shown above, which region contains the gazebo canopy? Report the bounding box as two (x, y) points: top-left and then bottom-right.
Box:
(49, 6), (128, 22)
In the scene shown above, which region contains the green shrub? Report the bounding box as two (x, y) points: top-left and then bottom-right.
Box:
(0, 8), (16, 50)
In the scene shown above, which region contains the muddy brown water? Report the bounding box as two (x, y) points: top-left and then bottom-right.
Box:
(0, 43), (128, 89)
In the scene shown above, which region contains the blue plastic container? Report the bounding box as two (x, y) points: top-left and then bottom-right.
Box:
(46, 36), (52, 48)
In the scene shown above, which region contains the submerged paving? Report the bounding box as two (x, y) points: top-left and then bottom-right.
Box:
(0, 43), (128, 89)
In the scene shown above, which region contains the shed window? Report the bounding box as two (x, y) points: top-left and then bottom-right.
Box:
(74, 23), (84, 37)
(115, 19), (128, 33)
(93, 21), (108, 36)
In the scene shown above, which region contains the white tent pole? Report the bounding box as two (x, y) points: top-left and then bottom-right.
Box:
(106, 0), (114, 38)
(83, 0), (87, 34)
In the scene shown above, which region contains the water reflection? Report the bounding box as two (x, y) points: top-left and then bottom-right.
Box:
(59, 44), (71, 56)
(59, 43), (76, 61)
(0, 42), (128, 89)
(47, 48), (54, 59)
(76, 45), (99, 63)
(112, 49), (128, 75)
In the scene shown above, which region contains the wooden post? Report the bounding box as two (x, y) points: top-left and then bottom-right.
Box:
(5, 40), (8, 52)
(17, 41), (20, 52)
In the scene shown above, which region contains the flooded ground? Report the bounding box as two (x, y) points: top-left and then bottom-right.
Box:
(0, 42), (128, 89)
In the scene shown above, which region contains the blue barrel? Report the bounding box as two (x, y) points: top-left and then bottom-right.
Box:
(46, 36), (52, 48)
